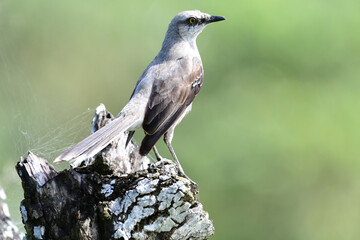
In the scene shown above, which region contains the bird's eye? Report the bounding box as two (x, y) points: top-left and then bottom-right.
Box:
(188, 17), (197, 25)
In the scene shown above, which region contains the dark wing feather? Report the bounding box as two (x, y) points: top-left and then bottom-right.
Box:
(139, 57), (203, 155)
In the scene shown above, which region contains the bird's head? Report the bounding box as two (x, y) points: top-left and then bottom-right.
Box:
(166, 10), (226, 42)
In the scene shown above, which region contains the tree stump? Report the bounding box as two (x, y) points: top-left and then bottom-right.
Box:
(16, 104), (214, 240)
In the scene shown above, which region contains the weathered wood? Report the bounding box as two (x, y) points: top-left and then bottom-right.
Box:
(16, 104), (214, 240)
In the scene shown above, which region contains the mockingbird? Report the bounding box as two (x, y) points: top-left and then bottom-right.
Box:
(55, 10), (225, 181)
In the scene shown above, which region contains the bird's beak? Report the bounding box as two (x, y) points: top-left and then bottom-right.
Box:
(206, 15), (226, 24)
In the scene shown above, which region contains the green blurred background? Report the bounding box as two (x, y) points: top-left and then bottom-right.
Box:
(1, 0), (360, 239)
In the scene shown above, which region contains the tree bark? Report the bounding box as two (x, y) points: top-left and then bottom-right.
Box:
(16, 104), (214, 240)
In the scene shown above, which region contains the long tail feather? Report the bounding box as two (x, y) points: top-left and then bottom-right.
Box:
(54, 113), (139, 163)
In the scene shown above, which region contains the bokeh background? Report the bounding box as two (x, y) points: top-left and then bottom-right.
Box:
(1, 0), (360, 239)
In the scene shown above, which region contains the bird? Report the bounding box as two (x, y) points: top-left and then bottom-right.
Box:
(54, 10), (225, 182)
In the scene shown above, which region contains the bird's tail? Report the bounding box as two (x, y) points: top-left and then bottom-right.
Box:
(54, 111), (140, 164)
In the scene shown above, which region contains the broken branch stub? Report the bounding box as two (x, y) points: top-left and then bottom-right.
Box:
(16, 104), (214, 240)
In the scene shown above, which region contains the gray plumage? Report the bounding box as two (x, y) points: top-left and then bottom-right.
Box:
(54, 10), (225, 174)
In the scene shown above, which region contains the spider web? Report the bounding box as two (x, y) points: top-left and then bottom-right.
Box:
(0, 29), (95, 162)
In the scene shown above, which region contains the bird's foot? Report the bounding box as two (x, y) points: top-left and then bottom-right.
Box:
(177, 169), (198, 188)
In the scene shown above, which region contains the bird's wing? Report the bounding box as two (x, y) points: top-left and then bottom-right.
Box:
(140, 57), (203, 155)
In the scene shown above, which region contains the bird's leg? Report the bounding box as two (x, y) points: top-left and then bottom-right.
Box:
(164, 133), (197, 186)
(153, 146), (162, 161)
